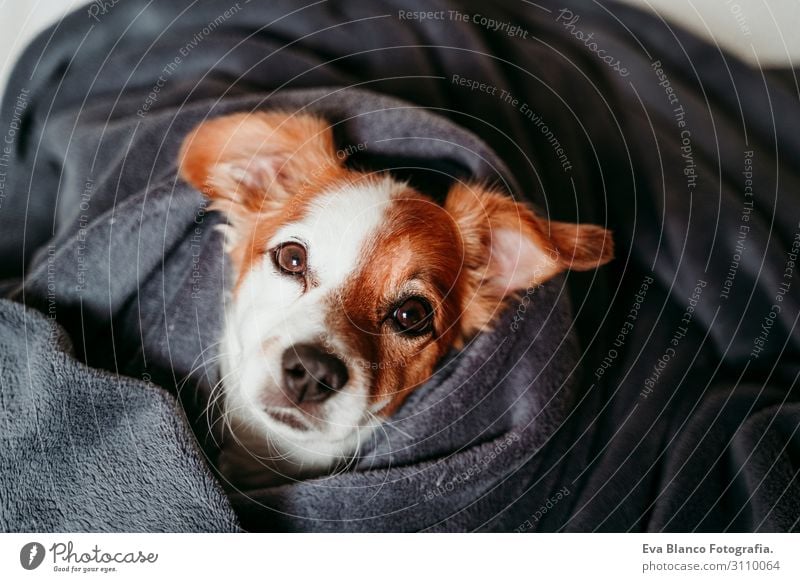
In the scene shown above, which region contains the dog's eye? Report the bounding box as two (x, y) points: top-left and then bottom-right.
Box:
(274, 242), (307, 275)
(392, 297), (433, 336)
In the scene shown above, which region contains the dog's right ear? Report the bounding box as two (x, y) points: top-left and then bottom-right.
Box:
(178, 111), (340, 221)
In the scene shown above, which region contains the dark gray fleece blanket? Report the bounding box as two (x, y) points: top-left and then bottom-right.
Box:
(1, 0), (799, 532)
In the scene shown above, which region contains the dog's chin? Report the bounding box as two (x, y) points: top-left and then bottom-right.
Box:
(216, 388), (379, 489)
(236, 403), (369, 453)
(263, 405), (314, 433)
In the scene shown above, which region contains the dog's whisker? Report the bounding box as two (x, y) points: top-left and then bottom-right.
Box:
(175, 340), (225, 391)
(361, 410), (393, 504)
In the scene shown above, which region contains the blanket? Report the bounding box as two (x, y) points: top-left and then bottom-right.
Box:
(0, 299), (238, 531)
(0, 0), (798, 531)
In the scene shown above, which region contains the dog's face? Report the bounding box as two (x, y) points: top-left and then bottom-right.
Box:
(179, 112), (612, 478)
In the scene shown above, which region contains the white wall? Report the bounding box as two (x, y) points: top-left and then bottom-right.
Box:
(0, 0), (85, 93)
(616, 0), (800, 67)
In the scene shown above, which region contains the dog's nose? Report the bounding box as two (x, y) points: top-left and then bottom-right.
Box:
(281, 344), (349, 404)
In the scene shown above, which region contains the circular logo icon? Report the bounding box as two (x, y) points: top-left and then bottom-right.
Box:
(20, 542), (46, 570)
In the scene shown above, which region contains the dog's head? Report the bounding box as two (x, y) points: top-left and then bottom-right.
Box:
(179, 112), (612, 475)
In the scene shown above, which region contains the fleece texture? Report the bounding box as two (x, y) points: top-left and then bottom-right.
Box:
(0, 299), (238, 531)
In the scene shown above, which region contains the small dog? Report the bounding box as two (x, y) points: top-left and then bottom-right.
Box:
(179, 111), (613, 487)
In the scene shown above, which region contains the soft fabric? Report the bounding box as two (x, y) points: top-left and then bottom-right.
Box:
(0, 0), (798, 531)
(0, 299), (238, 532)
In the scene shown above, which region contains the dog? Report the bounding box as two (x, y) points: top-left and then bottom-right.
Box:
(178, 111), (613, 487)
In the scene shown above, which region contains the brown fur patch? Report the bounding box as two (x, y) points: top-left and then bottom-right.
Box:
(329, 190), (466, 415)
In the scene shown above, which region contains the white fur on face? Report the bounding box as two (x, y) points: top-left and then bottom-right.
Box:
(219, 176), (406, 481)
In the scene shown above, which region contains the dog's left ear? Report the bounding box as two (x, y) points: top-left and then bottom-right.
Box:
(178, 111), (340, 221)
(445, 182), (614, 334)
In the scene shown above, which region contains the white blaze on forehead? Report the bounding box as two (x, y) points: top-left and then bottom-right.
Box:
(270, 176), (406, 287)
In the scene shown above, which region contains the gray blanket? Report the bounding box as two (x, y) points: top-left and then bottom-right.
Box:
(1, 0), (798, 532)
(0, 299), (238, 531)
